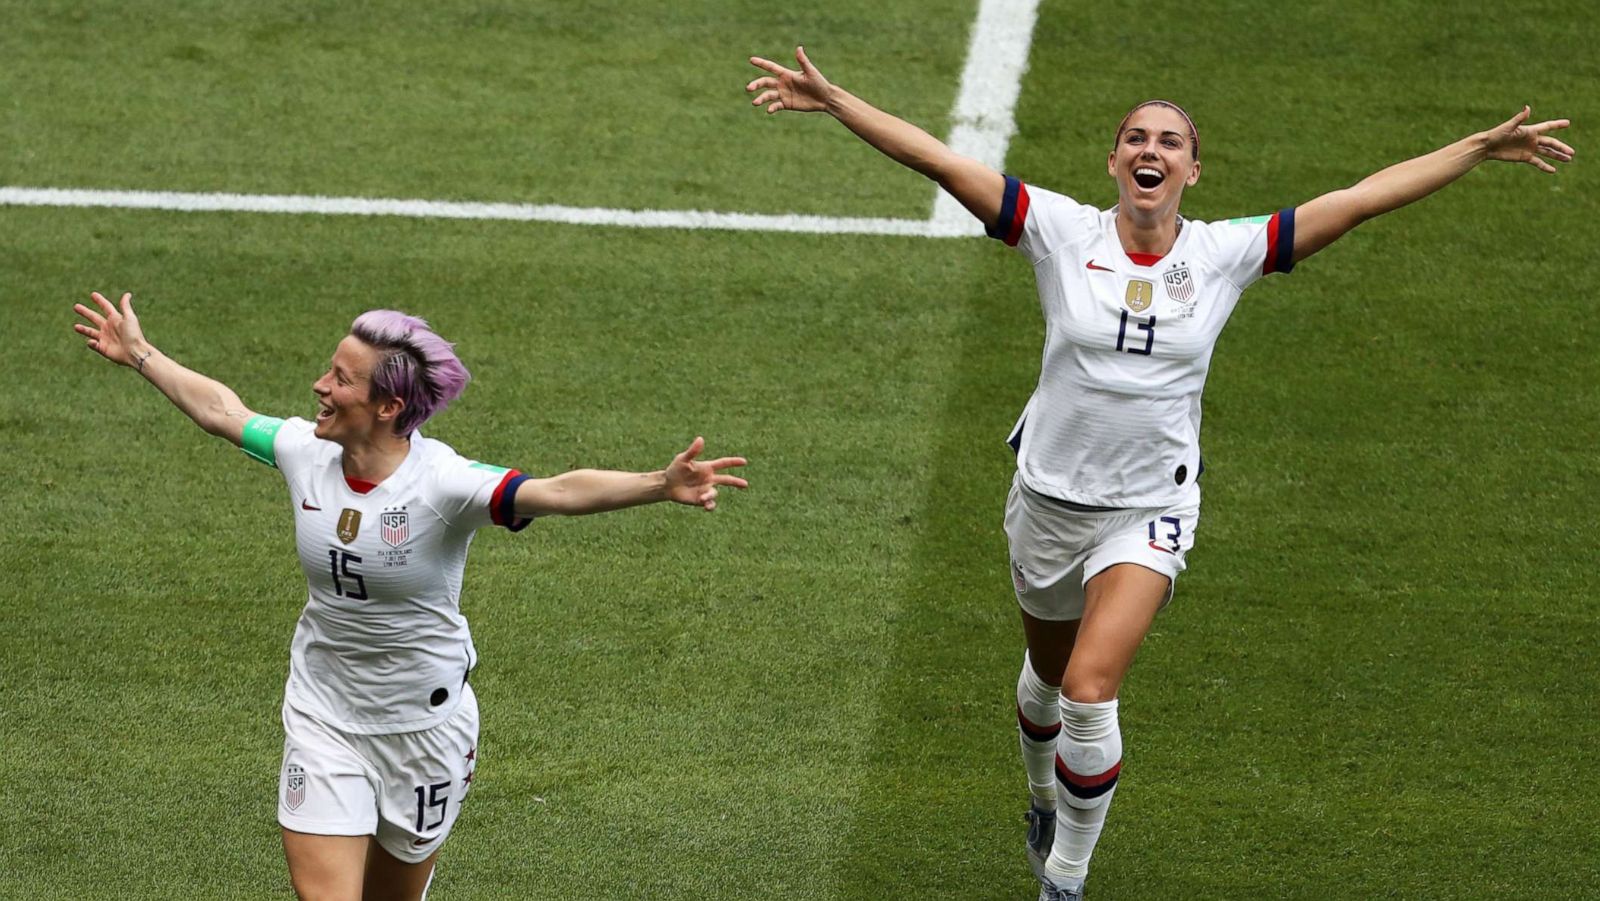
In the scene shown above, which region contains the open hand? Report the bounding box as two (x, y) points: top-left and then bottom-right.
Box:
(1484, 106), (1575, 173)
(747, 46), (833, 114)
(73, 292), (151, 368)
(663, 437), (748, 511)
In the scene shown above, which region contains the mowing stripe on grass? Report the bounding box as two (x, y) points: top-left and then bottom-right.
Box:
(0, 0), (1040, 239)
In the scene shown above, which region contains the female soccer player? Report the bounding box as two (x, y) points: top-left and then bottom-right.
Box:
(747, 46), (1572, 900)
(72, 295), (749, 901)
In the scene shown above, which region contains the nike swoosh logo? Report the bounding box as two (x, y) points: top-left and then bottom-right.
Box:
(1086, 260), (1114, 271)
(301, 500), (321, 511)
(412, 836), (436, 847)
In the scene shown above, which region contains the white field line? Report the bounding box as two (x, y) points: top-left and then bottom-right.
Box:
(931, 0), (1042, 234)
(0, 0), (1037, 238)
(0, 186), (952, 237)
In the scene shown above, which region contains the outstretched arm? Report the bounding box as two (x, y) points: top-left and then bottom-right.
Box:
(72, 292), (257, 446)
(747, 46), (1006, 228)
(513, 437), (748, 516)
(1292, 107), (1574, 265)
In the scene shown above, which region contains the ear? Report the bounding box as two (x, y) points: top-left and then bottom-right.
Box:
(376, 395), (407, 426)
(1185, 160), (1202, 186)
(1107, 148), (1118, 179)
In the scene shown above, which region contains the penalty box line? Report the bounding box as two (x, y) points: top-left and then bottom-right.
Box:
(0, 0), (1039, 238)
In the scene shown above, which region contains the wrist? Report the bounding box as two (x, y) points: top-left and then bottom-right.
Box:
(1465, 130), (1492, 163)
(130, 343), (159, 373)
(823, 85), (848, 118)
(649, 469), (670, 502)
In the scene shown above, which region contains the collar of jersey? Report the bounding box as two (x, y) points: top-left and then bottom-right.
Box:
(1103, 210), (1190, 270)
(334, 429), (424, 497)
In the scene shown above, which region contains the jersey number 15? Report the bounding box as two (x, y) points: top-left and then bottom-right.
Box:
(327, 549), (368, 600)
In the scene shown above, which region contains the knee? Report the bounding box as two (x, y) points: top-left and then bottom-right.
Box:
(291, 884), (360, 901)
(288, 867), (362, 901)
(1061, 674), (1117, 705)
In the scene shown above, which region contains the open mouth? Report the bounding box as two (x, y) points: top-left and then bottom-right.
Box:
(316, 402), (334, 422)
(1133, 167), (1165, 190)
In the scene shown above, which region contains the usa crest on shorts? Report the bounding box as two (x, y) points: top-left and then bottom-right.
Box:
(285, 764), (306, 811)
(381, 509), (410, 548)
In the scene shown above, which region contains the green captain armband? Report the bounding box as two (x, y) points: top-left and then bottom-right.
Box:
(241, 415), (285, 468)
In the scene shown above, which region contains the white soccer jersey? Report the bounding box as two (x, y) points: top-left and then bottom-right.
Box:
(987, 176), (1296, 508)
(241, 416), (530, 734)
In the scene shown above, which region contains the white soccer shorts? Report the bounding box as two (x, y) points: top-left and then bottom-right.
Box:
(278, 682), (480, 864)
(1004, 472), (1199, 621)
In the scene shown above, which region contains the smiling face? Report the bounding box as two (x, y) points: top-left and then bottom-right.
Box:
(310, 335), (404, 445)
(1108, 103), (1201, 223)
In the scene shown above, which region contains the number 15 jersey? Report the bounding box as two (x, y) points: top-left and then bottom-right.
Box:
(987, 176), (1296, 508)
(241, 416), (530, 735)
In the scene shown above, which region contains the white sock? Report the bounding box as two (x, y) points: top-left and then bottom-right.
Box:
(1016, 652), (1061, 808)
(1046, 697), (1121, 881)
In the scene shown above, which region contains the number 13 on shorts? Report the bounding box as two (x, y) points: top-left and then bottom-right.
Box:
(1146, 515), (1183, 555)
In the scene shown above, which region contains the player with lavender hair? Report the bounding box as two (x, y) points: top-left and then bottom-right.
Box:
(72, 296), (748, 900)
(348, 309), (473, 439)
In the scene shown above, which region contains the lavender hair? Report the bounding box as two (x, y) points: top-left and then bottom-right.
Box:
(349, 310), (471, 437)
(1114, 100), (1200, 159)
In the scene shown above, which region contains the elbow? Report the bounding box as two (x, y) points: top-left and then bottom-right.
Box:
(1341, 185), (1386, 224)
(518, 477), (571, 518)
(199, 416), (236, 442)
(922, 149), (968, 185)
(198, 403), (246, 441)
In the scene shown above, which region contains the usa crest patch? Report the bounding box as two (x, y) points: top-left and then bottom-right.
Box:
(381, 510), (410, 548)
(285, 764), (306, 811)
(1163, 267), (1194, 301)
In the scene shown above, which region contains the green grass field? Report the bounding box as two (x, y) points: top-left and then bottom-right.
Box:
(3, 0), (1598, 898)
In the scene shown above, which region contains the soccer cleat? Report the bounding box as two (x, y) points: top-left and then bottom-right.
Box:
(1035, 871), (1085, 901)
(1024, 803), (1056, 879)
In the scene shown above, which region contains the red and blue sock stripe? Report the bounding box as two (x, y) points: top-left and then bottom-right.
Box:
(1018, 705), (1062, 743)
(1056, 754), (1122, 800)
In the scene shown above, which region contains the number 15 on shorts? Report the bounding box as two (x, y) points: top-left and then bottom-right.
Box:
(416, 781), (450, 832)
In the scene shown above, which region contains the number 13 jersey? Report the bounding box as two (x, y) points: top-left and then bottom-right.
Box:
(987, 176), (1296, 508)
(241, 415), (530, 734)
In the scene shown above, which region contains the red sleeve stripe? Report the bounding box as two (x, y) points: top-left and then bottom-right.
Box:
(1006, 183), (1031, 246)
(490, 470), (532, 531)
(984, 176), (1031, 247)
(1262, 213), (1279, 276)
(1262, 207), (1297, 275)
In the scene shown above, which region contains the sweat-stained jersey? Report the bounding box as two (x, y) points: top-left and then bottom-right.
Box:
(987, 176), (1295, 508)
(241, 416), (529, 734)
